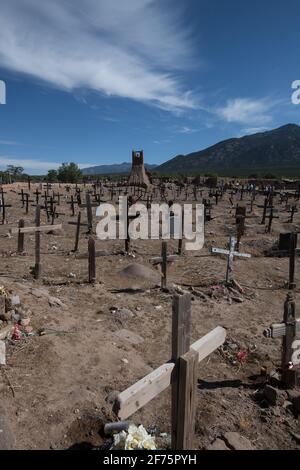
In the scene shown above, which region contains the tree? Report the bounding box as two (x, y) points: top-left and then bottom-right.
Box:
(57, 162), (82, 183)
(6, 164), (24, 180)
(47, 169), (58, 182)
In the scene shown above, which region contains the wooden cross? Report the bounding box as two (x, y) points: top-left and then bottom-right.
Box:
(265, 207), (279, 233)
(18, 188), (25, 207)
(211, 236), (251, 284)
(275, 233), (299, 289)
(79, 193), (99, 234)
(0, 188), (11, 224)
(112, 294), (226, 450)
(288, 204), (298, 223)
(24, 192), (34, 214)
(68, 211), (88, 252)
(258, 195), (273, 225)
(263, 292), (300, 388)
(151, 241), (180, 289)
(9, 206), (62, 279)
(34, 188), (41, 205)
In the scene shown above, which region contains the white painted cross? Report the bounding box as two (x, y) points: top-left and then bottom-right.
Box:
(211, 235), (251, 283)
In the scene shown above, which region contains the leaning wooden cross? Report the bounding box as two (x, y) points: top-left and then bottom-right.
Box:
(112, 294), (226, 450)
(9, 205), (62, 279)
(263, 292), (300, 388)
(211, 235), (251, 284)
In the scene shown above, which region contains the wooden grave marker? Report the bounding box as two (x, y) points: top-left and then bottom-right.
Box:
(9, 205), (62, 279)
(112, 294), (226, 450)
(151, 241), (180, 289)
(211, 235), (251, 284)
(263, 292), (300, 388)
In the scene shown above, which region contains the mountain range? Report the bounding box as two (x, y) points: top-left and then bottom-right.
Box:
(81, 124), (300, 177)
(81, 162), (157, 175)
(156, 124), (300, 176)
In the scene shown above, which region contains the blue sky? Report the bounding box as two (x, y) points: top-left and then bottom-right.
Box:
(0, 0), (300, 174)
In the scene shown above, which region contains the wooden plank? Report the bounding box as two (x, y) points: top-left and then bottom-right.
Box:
(212, 248), (229, 255)
(88, 237), (96, 283)
(17, 219), (25, 253)
(10, 224), (62, 234)
(190, 326), (227, 361)
(151, 255), (179, 263)
(34, 205), (41, 280)
(171, 294), (191, 449)
(263, 319), (300, 338)
(114, 362), (175, 420)
(114, 325), (226, 420)
(176, 349), (198, 450)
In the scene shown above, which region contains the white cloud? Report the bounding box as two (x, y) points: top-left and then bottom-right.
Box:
(216, 98), (274, 125)
(0, 140), (21, 145)
(240, 127), (269, 135)
(0, 0), (197, 112)
(0, 156), (92, 173)
(178, 126), (197, 134)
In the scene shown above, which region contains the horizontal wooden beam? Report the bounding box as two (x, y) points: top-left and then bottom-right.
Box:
(263, 319), (300, 338)
(10, 224), (62, 234)
(114, 326), (226, 420)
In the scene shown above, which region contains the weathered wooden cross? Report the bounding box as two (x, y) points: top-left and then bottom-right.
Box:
(79, 192), (99, 234)
(68, 211), (88, 252)
(263, 292), (300, 388)
(151, 241), (180, 289)
(0, 188), (11, 224)
(112, 294), (226, 450)
(9, 206), (62, 279)
(211, 235), (251, 284)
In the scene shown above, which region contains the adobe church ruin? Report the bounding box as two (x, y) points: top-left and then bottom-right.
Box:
(128, 150), (151, 187)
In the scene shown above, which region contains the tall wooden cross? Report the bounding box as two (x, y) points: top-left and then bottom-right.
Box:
(263, 292), (300, 388)
(79, 193), (99, 234)
(112, 294), (226, 450)
(211, 236), (251, 284)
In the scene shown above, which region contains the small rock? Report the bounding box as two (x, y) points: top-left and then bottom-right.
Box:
(121, 358), (129, 364)
(113, 308), (134, 320)
(68, 273), (76, 278)
(206, 438), (230, 450)
(223, 432), (254, 450)
(11, 296), (20, 306)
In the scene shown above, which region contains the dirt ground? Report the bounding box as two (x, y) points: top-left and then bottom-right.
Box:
(0, 181), (300, 450)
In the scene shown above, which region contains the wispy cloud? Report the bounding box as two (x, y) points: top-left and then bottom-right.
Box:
(240, 127), (269, 136)
(216, 98), (274, 125)
(178, 126), (197, 134)
(0, 0), (197, 112)
(0, 139), (22, 145)
(0, 156), (93, 173)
